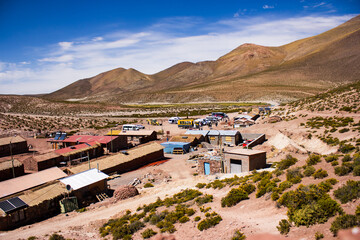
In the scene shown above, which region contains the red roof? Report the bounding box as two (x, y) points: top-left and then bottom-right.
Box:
(51, 135), (118, 144)
(55, 141), (99, 154)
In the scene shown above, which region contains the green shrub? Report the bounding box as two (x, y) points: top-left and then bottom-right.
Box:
(356, 205), (360, 216)
(195, 183), (206, 189)
(312, 169), (328, 179)
(195, 194), (213, 205)
(232, 230), (246, 240)
(277, 219), (291, 235)
(276, 155), (298, 170)
(306, 154), (321, 166)
(206, 179), (225, 189)
(303, 166), (316, 177)
(290, 197), (342, 227)
(342, 154), (352, 162)
(28, 237), (37, 240)
(334, 180), (360, 203)
(334, 166), (351, 176)
(286, 167), (303, 184)
(186, 208), (195, 216)
(278, 183), (343, 227)
(49, 233), (65, 240)
(330, 214), (360, 236)
(221, 188), (249, 207)
(325, 155), (338, 163)
(271, 191), (280, 201)
(239, 183), (256, 194)
(144, 183), (154, 188)
(339, 128), (350, 133)
(197, 214), (222, 231)
(315, 232), (324, 240)
(339, 143), (355, 153)
(331, 161), (339, 166)
(353, 165), (360, 176)
(256, 178), (277, 198)
(194, 216), (201, 222)
(179, 216), (190, 223)
(141, 228), (157, 239)
(278, 181), (293, 192)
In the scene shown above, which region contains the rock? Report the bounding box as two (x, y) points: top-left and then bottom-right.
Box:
(111, 185), (139, 203)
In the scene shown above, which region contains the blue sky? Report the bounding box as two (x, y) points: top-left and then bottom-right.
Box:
(0, 0), (359, 94)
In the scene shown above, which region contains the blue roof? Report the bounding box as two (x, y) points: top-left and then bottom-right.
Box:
(185, 130), (209, 136)
(161, 142), (191, 146)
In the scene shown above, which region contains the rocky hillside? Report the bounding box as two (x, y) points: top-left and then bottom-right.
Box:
(46, 15), (360, 103)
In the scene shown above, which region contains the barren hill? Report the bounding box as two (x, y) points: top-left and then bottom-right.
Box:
(46, 15), (360, 103)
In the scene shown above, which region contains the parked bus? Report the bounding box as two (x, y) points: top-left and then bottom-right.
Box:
(177, 119), (195, 128)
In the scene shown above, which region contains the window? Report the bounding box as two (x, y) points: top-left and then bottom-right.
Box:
(210, 136), (216, 140)
(225, 136), (232, 142)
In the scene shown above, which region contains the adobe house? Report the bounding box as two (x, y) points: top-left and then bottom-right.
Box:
(0, 136), (28, 157)
(198, 156), (222, 175)
(208, 130), (242, 146)
(22, 152), (63, 172)
(184, 130), (209, 143)
(67, 142), (164, 175)
(0, 168), (108, 230)
(106, 130), (157, 144)
(55, 141), (103, 166)
(0, 181), (68, 231)
(48, 135), (127, 153)
(0, 159), (25, 181)
(0, 167), (67, 199)
(223, 149), (266, 173)
(169, 135), (202, 147)
(59, 168), (109, 206)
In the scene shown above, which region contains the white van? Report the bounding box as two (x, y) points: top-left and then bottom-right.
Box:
(122, 124), (139, 131)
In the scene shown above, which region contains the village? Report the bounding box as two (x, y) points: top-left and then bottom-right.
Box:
(0, 108), (272, 231)
(0, 97), (359, 240)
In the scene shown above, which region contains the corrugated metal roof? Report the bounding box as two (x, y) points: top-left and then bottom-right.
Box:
(208, 130), (239, 136)
(218, 130), (240, 136)
(55, 141), (100, 155)
(60, 168), (108, 190)
(184, 130), (209, 136)
(0, 167), (67, 198)
(49, 135), (118, 144)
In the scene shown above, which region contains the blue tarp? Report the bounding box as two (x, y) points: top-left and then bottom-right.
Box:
(160, 142), (191, 154)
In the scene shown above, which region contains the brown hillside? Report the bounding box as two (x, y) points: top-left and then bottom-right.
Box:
(45, 15), (360, 103)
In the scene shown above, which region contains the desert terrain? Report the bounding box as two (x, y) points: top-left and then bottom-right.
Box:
(0, 80), (359, 240)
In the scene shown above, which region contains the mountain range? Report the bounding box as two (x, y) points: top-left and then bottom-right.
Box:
(45, 15), (360, 103)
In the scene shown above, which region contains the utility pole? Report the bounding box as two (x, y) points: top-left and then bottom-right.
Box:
(10, 141), (15, 178)
(110, 129), (113, 153)
(87, 152), (90, 170)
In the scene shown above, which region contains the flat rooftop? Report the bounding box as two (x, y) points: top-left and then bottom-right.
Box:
(224, 148), (266, 155)
(0, 167), (67, 198)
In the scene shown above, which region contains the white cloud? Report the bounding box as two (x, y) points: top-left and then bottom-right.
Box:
(92, 37), (103, 41)
(58, 41), (73, 50)
(39, 54), (74, 63)
(313, 2), (326, 8)
(263, 5), (275, 9)
(0, 14), (356, 94)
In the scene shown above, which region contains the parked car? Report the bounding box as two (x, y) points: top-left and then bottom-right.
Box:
(135, 124), (145, 129)
(168, 117), (181, 124)
(122, 124), (139, 131)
